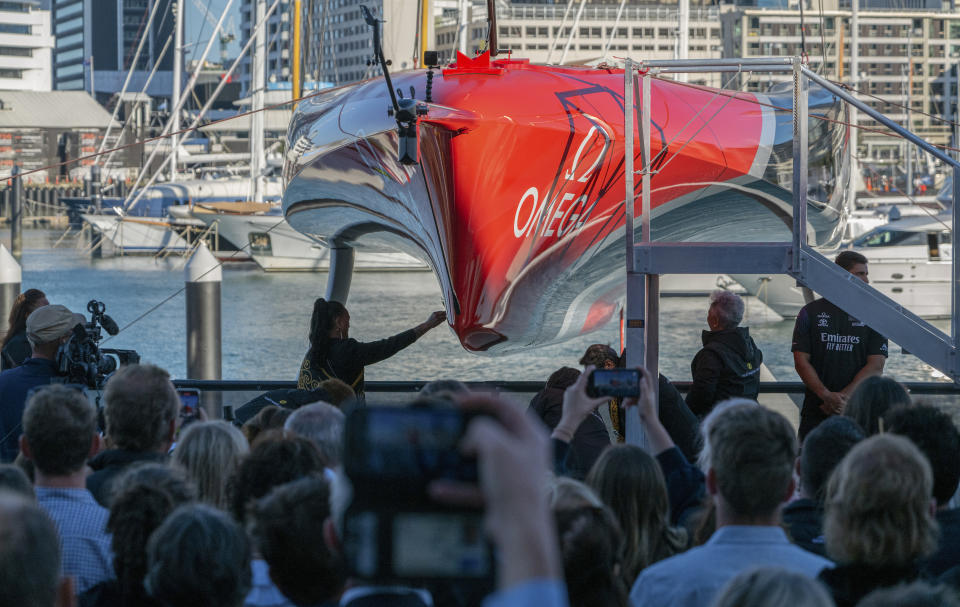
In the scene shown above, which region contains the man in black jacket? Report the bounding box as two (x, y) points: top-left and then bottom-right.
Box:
(782, 416), (864, 556)
(686, 291), (763, 418)
(528, 367), (608, 479)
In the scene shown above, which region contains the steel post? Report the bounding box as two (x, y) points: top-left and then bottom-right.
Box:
(185, 242), (222, 415)
(325, 245), (355, 304)
(10, 166), (22, 263)
(791, 59), (809, 276)
(90, 165), (102, 213)
(0, 245), (21, 340)
(954, 165), (959, 371)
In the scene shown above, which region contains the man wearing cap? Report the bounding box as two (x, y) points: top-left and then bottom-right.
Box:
(0, 305), (84, 462)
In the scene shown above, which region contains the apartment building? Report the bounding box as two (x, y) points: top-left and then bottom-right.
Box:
(434, 2), (724, 86)
(237, 0), (418, 94)
(724, 6), (960, 149)
(51, 0), (175, 97)
(0, 0), (52, 91)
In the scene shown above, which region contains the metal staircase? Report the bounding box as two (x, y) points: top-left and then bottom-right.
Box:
(622, 57), (959, 445)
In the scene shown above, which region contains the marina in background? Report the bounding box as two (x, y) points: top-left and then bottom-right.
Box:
(11, 229), (950, 385)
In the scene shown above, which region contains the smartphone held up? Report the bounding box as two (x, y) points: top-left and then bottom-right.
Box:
(586, 368), (642, 399)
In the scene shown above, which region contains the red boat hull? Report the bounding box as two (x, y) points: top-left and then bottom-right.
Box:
(283, 55), (848, 353)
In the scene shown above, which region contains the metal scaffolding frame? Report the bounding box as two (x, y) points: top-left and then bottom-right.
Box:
(623, 56), (960, 447)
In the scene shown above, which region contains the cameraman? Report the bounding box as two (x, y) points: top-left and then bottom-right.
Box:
(0, 305), (85, 462)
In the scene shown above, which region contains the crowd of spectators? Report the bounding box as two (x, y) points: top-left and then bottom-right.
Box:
(3, 288), (960, 606)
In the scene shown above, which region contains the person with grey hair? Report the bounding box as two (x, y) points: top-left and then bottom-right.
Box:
(709, 567), (835, 607)
(87, 364), (180, 506)
(686, 291), (763, 418)
(144, 504), (252, 607)
(283, 402), (345, 469)
(0, 493), (73, 607)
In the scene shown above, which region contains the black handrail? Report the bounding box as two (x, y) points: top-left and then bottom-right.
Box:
(171, 379), (960, 395)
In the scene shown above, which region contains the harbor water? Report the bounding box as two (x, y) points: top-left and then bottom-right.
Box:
(15, 229), (952, 386)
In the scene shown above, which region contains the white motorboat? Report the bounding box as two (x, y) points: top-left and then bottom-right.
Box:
(80, 179), (283, 257)
(731, 213), (953, 319)
(82, 213), (191, 255)
(194, 210), (428, 272)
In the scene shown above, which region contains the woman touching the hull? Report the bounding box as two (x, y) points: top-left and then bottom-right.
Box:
(297, 297), (446, 400)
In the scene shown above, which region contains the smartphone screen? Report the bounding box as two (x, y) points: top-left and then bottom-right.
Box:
(178, 389), (200, 416)
(587, 369), (641, 398)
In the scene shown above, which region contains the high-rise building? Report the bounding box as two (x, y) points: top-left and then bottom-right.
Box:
(0, 0), (53, 91)
(51, 0), (175, 98)
(237, 0), (421, 94)
(724, 5), (959, 154)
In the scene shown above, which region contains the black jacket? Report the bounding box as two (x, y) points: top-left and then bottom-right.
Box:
(782, 497), (827, 557)
(297, 330), (419, 399)
(529, 386), (609, 479)
(0, 331), (31, 370)
(925, 508), (960, 576)
(686, 327), (763, 417)
(86, 449), (168, 507)
(819, 562), (922, 607)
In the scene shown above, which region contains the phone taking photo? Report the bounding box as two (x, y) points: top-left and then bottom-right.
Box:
(586, 368), (642, 399)
(178, 389), (200, 418)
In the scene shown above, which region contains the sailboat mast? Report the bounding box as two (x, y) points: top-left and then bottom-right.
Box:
(849, 0), (858, 213)
(420, 0), (431, 67)
(292, 0), (302, 99)
(677, 0), (689, 83)
(458, 0), (468, 54)
(171, 0), (183, 178)
(251, 0), (266, 203)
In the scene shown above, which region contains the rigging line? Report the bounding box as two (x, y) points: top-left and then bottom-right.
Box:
(546, 0), (576, 64)
(100, 215), (290, 345)
(816, 0), (827, 75)
(854, 153), (951, 231)
(97, 0), (168, 156)
(121, 0), (241, 209)
(559, 0), (588, 66)
(101, 33), (174, 169)
(650, 74), (960, 155)
(640, 66), (746, 175)
(649, 70), (755, 178)
(798, 0), (808, 58)
(828, 77), (960, 130)
(601, 0), (628, 60)
(0, 85), (327, 183)
(190, 0), (214, 65)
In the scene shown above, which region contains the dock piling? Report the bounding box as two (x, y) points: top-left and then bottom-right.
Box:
(10, 167), (22, 262)
(185, 242), (222, 416)
(0, 245), (21, 340)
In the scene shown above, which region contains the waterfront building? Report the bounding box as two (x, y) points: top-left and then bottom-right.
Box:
(51, 0), (175, 99)
(0, 0), (53, 91)
(0, 90), (112, 181)
(434, 1), (724, 87)
(724, 4), (960, 160)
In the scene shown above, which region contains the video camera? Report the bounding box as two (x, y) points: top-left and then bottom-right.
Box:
(341, 404), (494, 586)
(56, 300), (140, 389)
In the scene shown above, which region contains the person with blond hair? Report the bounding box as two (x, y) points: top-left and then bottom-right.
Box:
(818, 434), (939, 606)
(172, 421), (248, 511)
